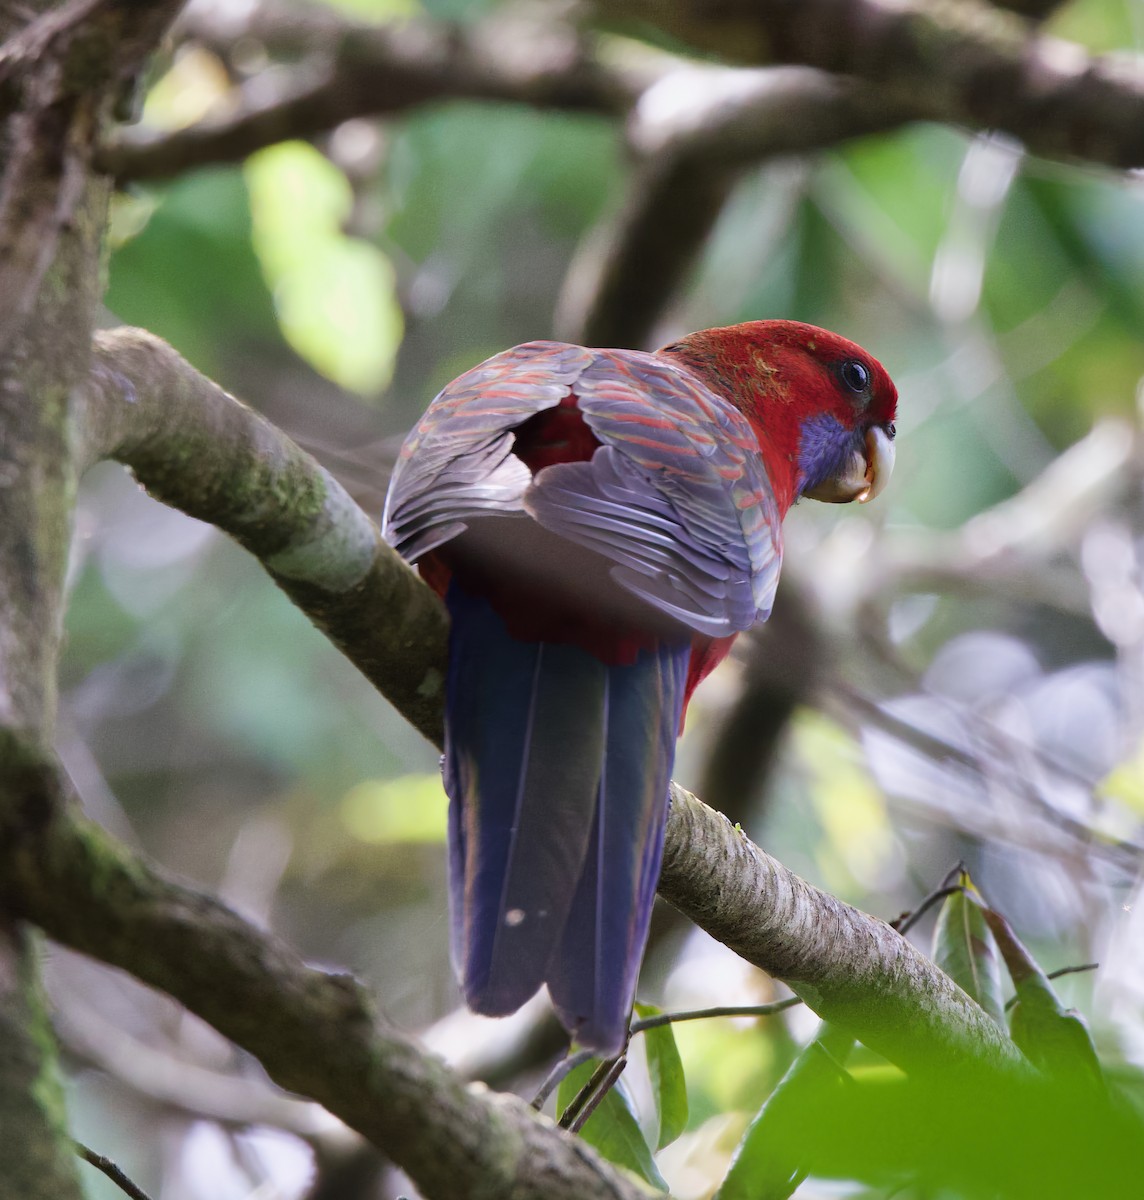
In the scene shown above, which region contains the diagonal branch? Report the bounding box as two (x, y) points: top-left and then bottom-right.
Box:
(0, 759), (650, 1200)
(79, 327), (449, 743)
(64, 326), (1024, 1081)
(557, 65), (907, 347)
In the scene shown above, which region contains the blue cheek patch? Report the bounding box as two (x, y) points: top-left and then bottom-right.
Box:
(797, 413), (860, 494)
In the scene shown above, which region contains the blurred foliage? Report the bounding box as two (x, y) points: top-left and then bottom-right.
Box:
(62, 0), (1144, 1195)
(246, 141), (404, 393)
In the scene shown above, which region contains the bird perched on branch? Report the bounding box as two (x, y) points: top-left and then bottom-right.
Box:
(383, 320), (897, 1054)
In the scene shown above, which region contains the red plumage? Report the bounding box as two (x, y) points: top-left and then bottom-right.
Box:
(411, 320), (897, 712)
(383, 320), (898, 1051)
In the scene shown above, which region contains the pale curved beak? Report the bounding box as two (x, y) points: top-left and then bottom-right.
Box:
(803, 424), (896, 505)
(856, 424), (895, 504)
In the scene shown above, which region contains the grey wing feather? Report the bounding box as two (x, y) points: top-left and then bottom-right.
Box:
(382, 342), (595, 561)
(525, 350), (783, 634)
(383, 341), (784, 636)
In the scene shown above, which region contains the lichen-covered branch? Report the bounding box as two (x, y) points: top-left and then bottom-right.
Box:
(67, 327), (1025, 1082)
(80, 327), (449, 744)
(0, 2), (185, 1193)
(660, 788), (1023, 1077)
(0, 768), (650, 1200)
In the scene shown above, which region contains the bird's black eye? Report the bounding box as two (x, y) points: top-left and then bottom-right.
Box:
(887, 422), (896, 440)
(839, 359), (869, 393)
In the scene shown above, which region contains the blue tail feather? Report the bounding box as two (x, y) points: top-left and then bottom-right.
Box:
(444, 581), (688, 1051)
(445, 583), (605, 1014)
(547, 642), (688, 1053)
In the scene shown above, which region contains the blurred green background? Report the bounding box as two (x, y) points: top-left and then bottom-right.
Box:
(61, 0), (1144, 1196)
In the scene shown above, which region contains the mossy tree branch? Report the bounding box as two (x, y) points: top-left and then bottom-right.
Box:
(0, 762), (651, 1200)
(80, 328), (449, 744)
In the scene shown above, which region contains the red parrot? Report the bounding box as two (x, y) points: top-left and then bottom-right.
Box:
(383, 320), (897, 1054)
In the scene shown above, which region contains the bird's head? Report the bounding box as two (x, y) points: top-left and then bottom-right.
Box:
(659, 320), (898, 514)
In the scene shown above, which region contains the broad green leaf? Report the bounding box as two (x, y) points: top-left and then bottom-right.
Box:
(634, 1003), (688, 1150)
(323, 0), (420, 17)
(983, 908), (1104, 1093)
(339, 775), (446, 844)
(246, 142), (403, 394)
(739, 1061), (1141, 1195)
(142, 44), (231, 131)
(557, 1058), (667, 1192)
(931, 873), (1006, 1028)
(716, 1024), (855, 1200)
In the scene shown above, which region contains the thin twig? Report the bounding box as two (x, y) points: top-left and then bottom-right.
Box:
(1003, 963), (1100, 1011)
(567, 1056), (629, 1135)
(76, 1142), (154, 1200)
(1047, 963), (1100, 982)
(892, 882), (965, 936)
(630, 998), (801, 1034)
(534, 999), (802, 1109)
(532, 1047), (596, 1111)
(558, 1053), (625, 1130)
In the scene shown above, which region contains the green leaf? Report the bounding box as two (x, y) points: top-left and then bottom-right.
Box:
(339, 775), (447, 844)
(633, 1003), (688, 1150)
(245, 141), (403, 395)
(982, 908), (1104, 1093)
(557, 1058), (667, 1192)
(107, 169), (283, 373)
(733, 1061), (1141, 1195)
(716, 1024), (855, 1200)
(931, 872), (1006, 1027)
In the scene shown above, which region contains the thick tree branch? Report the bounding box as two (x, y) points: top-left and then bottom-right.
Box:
(100, 9), (645, 181)
(65, 327), (1026, 1081)
(593, 0), (1144, 169)
(659, 787), (1020, 1077)
(0, 763), (650, 1200)
(0, 5), (186, 1191)
(557, 65), (906, 347)
(80, 328), (449, 744)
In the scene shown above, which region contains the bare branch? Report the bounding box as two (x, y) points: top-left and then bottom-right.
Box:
(57, 994), (340, 1136)
(558, 65), (905, 346)
(76, 1143), (154, 1200)
(660, 785), (1022, 1077)
(101, 10), (645, 181)
(591, 0), (1144, 169)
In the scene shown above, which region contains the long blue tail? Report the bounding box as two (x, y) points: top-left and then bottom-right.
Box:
(444, 582), (688, 1054)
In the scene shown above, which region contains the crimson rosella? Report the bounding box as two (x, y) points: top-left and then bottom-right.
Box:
(383, 321), (897, 1054)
